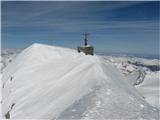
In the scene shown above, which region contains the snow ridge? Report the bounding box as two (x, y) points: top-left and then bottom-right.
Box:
(2, 43), (159, 119)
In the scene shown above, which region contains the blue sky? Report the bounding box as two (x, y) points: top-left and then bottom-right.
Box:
(2, 1), (160, 56)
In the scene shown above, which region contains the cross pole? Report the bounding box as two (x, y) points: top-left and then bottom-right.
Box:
(83, 32), (89, 46)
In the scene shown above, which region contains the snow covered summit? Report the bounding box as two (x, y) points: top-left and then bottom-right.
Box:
(2, 43), (159, 119)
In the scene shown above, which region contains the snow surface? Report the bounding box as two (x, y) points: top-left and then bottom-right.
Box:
(136, 71), (160, 109)
(101, 55), (160, 109)
(1, 43), (159, 119)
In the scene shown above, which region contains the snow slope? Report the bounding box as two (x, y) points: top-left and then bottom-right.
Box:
(136, 71), (160, 109)
(2, 43), (159, 119)
(101, 55), (160, 108)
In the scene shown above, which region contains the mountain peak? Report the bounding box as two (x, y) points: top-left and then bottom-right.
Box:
(2, 44), (158, 119)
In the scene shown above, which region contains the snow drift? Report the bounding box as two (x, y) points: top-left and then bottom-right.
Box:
(2, 43), (159, 119)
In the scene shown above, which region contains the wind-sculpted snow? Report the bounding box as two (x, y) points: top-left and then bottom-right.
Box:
(1, 43), (159, 119)
(101, 55), (160, 109)
(59, 58), (159, 119)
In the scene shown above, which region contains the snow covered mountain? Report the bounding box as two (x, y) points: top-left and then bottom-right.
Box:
(1, 43), (159, 119)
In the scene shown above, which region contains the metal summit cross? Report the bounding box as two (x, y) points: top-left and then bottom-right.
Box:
(77, 33), (94, 55)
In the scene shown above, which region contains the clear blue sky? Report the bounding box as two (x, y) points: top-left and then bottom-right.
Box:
(2, 1), (160, 56)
